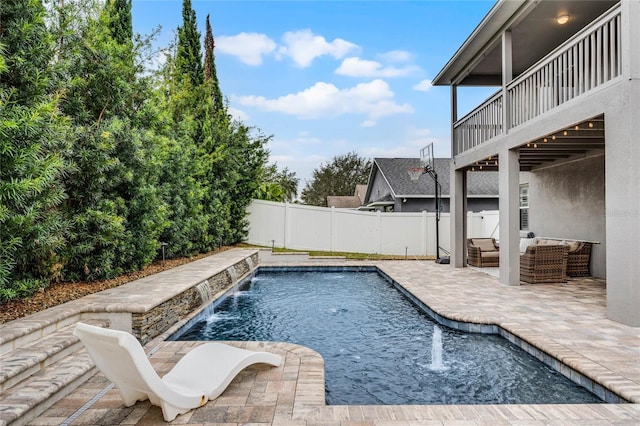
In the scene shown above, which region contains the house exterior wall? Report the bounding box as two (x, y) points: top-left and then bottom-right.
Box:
(444, 0), (640, 325)
(367, 172), (393, 204)
(529, 155), (606, 278)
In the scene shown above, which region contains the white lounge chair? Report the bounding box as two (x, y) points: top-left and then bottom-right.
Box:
(73, 322), (281, 421)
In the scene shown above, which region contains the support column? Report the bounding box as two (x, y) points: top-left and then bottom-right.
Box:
(450, 166), (467, 267)
(502, 30), (512, 134)
(498, 148), (520, 285)
(606, 0), (640, 326)
(451, 85), (458, 155)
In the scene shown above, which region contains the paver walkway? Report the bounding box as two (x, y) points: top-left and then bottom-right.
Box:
(23, 257), (640, 424)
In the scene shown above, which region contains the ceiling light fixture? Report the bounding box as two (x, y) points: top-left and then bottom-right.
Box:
(556, 14), (570, 25)
(543, 137), (548, 143)
(588, 122), (594, 128)
(574, 125), (579, 130)
(563, 130), (568, 136)
(552, 135), (556, 140)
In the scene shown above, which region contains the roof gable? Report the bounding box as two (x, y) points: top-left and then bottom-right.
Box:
(373, 157), (498, 198)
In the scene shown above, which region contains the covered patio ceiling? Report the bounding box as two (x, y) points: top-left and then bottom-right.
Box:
(467, 115), (605, 173)
(433, 0), (618, 86)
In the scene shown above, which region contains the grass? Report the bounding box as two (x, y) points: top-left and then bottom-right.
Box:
(237, 243), (433, 260)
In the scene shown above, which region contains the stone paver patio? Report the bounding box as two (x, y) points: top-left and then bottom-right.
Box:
(12, 253), (640, 424)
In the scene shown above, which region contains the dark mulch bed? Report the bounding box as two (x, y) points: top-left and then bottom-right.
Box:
(0, 246), (234, 325)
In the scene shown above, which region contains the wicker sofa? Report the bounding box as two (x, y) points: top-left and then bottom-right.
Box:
(467, 238), (500, 267)
(520, 244), (569, 284)
(534, 238), (593, 277)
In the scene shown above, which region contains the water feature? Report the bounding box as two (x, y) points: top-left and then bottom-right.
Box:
(226, 266), (238, 284)
(430, 325), (448, 371)
(174, 270), (603, 405)
(194, 280), (212, 304)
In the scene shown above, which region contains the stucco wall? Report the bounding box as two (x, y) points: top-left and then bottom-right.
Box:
(529, 155), (606, 277)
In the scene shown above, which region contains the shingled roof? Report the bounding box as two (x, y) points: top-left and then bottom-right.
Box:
(327, 196), (363, 208)
(371, 158), (498, 198)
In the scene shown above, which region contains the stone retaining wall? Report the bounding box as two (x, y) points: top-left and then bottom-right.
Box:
(132, 252), (259, 344)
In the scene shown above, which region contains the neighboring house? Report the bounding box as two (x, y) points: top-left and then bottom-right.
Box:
(363, 158), (499, 213)
(433, 0), (639, 326)
(326, 185), (367, 209)
(326, 195), (362, 209)
(354, 184), (367, 205)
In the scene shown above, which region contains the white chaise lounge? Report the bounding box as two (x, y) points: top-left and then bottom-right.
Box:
(74, 322), (281, 421)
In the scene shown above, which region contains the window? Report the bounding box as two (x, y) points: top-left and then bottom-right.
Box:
(519, 184), (529, 230)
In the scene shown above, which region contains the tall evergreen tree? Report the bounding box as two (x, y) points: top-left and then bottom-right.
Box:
(104, 0), (132, 46)
(54, 0), (166, 280)
(176, 0), (203, 87)
(204, 14), (224, 113)
(0, 0), (69, 299)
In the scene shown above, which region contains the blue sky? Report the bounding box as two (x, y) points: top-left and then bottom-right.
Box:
(132, 0), (496, 189)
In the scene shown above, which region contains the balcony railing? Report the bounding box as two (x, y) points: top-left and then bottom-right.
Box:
(453, 4), (622, 156)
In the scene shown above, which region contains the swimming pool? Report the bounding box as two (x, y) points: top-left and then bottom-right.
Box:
(172, 269), (603, 405)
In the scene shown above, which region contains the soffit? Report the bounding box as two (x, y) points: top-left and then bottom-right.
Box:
(433, 0), (618, 86)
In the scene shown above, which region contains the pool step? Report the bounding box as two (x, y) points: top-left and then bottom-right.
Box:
(0, 319), (108, 426)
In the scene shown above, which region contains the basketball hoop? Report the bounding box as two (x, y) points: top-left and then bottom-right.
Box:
(407, 167), (424, 181)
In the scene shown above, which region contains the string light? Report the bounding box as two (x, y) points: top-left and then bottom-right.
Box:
(526, 142), (531, 147)
(534, 143), (538, 148)
(543, 137), (548, 143)
(588, 122), (594, 128)
(479, 165), (483, 170)
(563, 130), (568, 136)
(552, 135), (556, 140)
(574, 125), (579, 130)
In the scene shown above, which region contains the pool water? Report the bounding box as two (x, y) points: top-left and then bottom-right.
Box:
(174, 270), (603, 405)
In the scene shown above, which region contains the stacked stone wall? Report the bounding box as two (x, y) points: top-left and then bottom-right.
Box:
(131, 254), (257, 344)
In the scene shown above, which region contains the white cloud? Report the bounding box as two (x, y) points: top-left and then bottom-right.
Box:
(335, 57), (418, 78)
(412, 79), (433, 91)
(277, 29), (359, 67)
(227, 107), (249, 122)
(216, 32), (277, 65)
(360, 128), (447, 159)
(233, 79), (413, 121)
(361, 119), (377, 127)
(378, 50), (413, 63)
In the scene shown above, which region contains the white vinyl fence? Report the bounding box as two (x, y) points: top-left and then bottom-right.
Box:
(246, 200), (499, 256)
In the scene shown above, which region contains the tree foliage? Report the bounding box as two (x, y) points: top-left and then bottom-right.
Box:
(52, 0), (166, 280)
(204, 14), (224, 113)
(0, 0), (273, 301)
(301, 152), (371, 207)
(176, 0), (203, 87)
(256, 164), (299, 202)
(0, 0), (70, 300)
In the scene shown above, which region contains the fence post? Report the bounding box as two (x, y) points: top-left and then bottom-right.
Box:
(284, 202), (290, 249)
(376, 210), (382, 254)
(422, 210), (428, 256)
(330, 206), (336, 252)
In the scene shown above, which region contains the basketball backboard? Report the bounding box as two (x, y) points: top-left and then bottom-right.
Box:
(420, 143), (434, 172)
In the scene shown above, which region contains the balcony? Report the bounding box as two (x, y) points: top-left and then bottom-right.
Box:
(453, 4), (621, 157)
